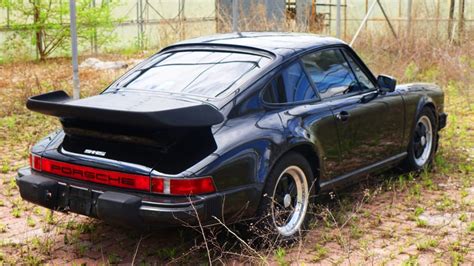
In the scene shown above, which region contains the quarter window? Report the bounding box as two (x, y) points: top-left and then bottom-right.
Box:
(262, 61), (316, 104)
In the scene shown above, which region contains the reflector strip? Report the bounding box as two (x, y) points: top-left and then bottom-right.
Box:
(40, 157), (150, 191)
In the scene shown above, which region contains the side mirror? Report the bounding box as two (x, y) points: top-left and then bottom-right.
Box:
(377, 75), (397, 92)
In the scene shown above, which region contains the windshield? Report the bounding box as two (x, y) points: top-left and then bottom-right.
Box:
(112, 51), (272, 98)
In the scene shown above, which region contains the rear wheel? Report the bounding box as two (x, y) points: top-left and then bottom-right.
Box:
(402, 107), (438, 171)
(255, 152), (316, 242)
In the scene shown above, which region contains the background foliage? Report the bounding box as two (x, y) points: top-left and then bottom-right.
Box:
(0, 0), (120, 60)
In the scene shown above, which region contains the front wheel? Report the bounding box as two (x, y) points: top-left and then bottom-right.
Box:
(402, 107), (438, 171)
(255, 152), (316, 242)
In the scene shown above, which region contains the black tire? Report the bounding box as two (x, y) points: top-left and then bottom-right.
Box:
(402, 107), (438, 171)
(252, 152), (317, 244)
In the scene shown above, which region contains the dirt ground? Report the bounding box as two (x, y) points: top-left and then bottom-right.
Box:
(0, 43), (473, 264)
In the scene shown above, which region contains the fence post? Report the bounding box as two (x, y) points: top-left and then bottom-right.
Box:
(344, 0), (347, 39)
(69, 0), (80, 100)
(232, 0), (239, 32)
(136, 0), (145, 49)
(406, 0), (412, 37)
(336, 0), (341, 38)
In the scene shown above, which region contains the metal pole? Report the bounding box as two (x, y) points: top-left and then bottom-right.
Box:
(343, 0), (347, 39)
(350, 0), (377, 46)
(69, 0), (80, 99)
(377, 0), (397, 38)
(336, 0), (341, 38)
(232, 0), (239, 32)
(365, 0), (368, 30)
(138, 0), (144, 49)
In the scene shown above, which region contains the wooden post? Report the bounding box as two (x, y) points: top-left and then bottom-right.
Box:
(398, 0), (402, 35)
(435, 0), (440, 39)
(179, 0), (185, 40)
(365, 0), (368, 30)
(448, 0), (455, 40)
(458, 0), (465, 41)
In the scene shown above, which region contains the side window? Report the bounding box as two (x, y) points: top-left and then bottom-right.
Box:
(301, 49), (359, 99)
(342, 50), (376, 91)
(262, 61), (316, 104)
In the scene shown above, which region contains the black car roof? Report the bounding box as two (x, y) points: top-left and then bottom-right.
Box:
(165, 32), (346, 59)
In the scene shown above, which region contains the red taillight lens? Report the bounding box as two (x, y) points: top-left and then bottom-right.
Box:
(151, 176), (216, 195)
(30, 153), (42, 171)
(170, 177), (215, 195)
(151, 178), (164, 193)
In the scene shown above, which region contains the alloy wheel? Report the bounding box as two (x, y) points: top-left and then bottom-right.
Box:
(271, 165), (309, 236)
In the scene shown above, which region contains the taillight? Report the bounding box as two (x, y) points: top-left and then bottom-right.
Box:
(30, 153), (42, 171)
(28, 153), (216, 195)
(151, 178), (164, 193)
(151, 176), (216, 195)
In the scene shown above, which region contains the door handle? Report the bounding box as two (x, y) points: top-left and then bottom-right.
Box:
(336, 111), (350, 121)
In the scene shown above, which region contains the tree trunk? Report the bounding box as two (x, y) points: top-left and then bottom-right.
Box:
(458, 0), (465, 41)
(32, 1), (46, 60)
(448, 0), (455, 41)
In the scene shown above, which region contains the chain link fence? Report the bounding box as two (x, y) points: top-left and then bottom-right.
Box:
(0, 0), (472, 60)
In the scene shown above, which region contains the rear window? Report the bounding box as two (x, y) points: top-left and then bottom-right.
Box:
(115, 51), (272, 98)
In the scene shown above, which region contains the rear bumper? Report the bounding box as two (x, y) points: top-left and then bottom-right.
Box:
(16, 167), (232, 228)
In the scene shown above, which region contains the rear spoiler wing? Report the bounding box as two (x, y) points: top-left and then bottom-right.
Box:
(26, 90), (224, 128)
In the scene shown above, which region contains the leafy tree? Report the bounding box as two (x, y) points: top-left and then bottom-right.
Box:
(0, 0), (121, 60)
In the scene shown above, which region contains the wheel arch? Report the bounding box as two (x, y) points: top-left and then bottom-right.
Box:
(411, 96), (439, 139)
(287, 144), (321, 185)
(265, 142), (322, 191)
(416, 96), (438, 121)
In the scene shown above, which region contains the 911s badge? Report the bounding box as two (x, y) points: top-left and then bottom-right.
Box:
(84, 149), (106, 156)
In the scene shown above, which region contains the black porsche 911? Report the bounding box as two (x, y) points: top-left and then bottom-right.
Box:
(17, 32), (446, 239)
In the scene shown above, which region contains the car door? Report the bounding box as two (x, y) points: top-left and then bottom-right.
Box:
(262, 60), (341, 183)
(301, 48), (404, 178)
